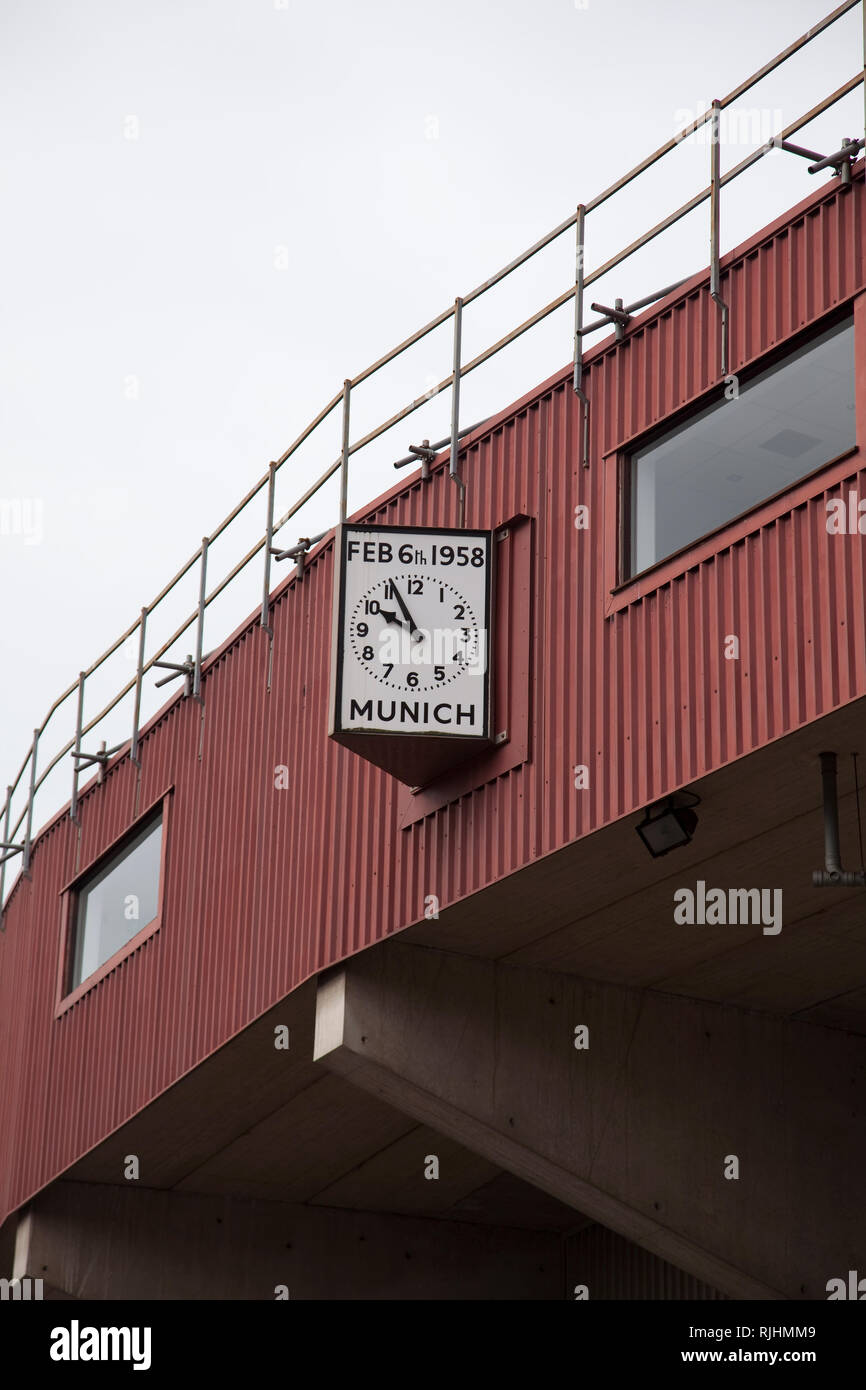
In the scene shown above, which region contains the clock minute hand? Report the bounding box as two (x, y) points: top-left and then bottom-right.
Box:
(389, 582), (421, 640)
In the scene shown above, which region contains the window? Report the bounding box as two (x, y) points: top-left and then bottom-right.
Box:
(67, 808), (164, 994)
(628, 315), (856, 578)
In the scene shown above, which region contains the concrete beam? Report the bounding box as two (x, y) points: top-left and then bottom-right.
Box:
(314, 942), (866, 1300)
(18, 1180), (561, 1300)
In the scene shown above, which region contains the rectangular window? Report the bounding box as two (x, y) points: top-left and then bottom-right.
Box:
(628, 315), (856, 578)
(67, 809), (164, 993)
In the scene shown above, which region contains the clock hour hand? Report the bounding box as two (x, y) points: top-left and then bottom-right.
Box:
(388, 582), (422, 641)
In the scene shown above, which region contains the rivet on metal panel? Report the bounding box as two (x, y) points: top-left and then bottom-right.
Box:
(495, 730), (508, 745)
(496, 527), (510, 542)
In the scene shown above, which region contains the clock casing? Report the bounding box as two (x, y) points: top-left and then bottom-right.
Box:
(329, 524), (492, 785)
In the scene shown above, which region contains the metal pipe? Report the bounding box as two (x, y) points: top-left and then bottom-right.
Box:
(813, 751), (866, 886)
(193, 539), (208, 701)
(339, 380), (351, 523)
(261, 462), (277, 630)
(721, 1), (857, 109)
(272, 529), (328, 564)
(578, 279), (693, 340)
(822, 751), (842, 875)
(449, 298), (465, 527)
(22, 732), (38, 876)
(721, 74), (863, 191)
(777, 139), (826, 161)
(153, 658), (193, 689)
(572, 204), (591, 469)
(131, 608), (147, 766)
(392, 419), (489, 470)
(70, 672), (85, 822)
(573, 204), (586, 395)
(351, 313), (452, 389)
(710, 99), (730, 378)
(807, 136), (864, 175)
(0, 785), (12, 922)
(622, 278), (690, 315)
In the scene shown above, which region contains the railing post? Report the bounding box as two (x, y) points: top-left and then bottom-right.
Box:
(572, 204), (590, 468)
(22, 730), (38, 877)
(193, 538), (208, 701)
(449, 297), (465, 527)
(261, 462), (277, 630)
(0, 785), (12, 924)
(131, 608), (147, 766)
(70, 672), (85, 822)
(710, 98), (729, 378)
(339, 380), (352, 523)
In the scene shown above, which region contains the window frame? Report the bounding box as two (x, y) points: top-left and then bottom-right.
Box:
(603, 296), (864, 616)
(55, 788), (172, 1016)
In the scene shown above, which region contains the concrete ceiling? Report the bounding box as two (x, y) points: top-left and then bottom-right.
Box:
(64, 979), (585, 1235)
(407, 695), (866, 1031)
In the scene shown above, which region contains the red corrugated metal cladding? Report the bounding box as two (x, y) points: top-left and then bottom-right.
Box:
(0, 168), (864, 1229)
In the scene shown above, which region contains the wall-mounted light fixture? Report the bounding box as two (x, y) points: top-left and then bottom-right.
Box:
(635, 792), (700, 858)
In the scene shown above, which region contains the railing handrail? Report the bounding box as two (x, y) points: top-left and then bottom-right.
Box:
(1, 0), (863, 906)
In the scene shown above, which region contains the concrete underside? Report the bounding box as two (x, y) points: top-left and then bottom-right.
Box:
(4, 699), (866, 1299)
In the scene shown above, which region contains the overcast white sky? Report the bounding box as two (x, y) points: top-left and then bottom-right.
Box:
(1, 0), (863, 852)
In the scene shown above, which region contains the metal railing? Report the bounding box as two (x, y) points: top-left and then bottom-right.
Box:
(2, 0), (864, 918)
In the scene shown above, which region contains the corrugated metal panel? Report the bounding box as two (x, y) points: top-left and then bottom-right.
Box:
(567, 1223), (726, 1300)
(0, 169), (863, 1229)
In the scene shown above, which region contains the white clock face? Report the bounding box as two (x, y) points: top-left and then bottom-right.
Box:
(331, 526), (491, 739)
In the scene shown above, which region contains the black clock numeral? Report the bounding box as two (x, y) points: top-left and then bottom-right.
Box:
(362, 645), (374, 660)
(382, 583), (395, 600)
(454, 604), (465, 619)
(364, 599), (380, 615)
(356, 621), (368, 636)
(407, 578), (422, 595)
(434, 666), (445, 681)
(382, 663), (393, 678)
(439, 586), (444, 602)
(406, 671), (419, 688)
